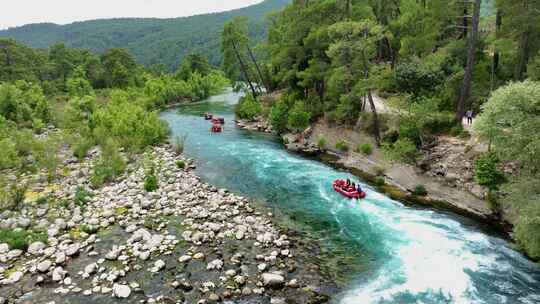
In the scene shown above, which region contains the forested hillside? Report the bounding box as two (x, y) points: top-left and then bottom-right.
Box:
(0, 0), (290, 70)
(228, 0), (540, 258)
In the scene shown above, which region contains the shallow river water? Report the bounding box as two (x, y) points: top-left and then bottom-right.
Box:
(161, 90), (540, 304)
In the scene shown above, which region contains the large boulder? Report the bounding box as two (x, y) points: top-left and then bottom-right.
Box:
(25, 242), (44, 256)
(261, 272), (285, 289)
(112, 284), (131, 298)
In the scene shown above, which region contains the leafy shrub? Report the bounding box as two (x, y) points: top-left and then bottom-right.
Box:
(0, 138), (19, 170)
(173, 135), (188, 155)
(143, 154), (159, 192)
(287, 102), (311, 132)
(317, 136), (327, 150)
(90, 140), (126, 188)
(73, 137), (94, 160)
(176, 160), (186, 169)
(33, 135), (62, 182)
(75, 186), (93, 207)
(144, 175), (158, 192)
(91, 96), (169, 152)
(357, 143), (373, 155)
(335, 140), (349, 152)
(235, 94), (262, 120)
(394, 61), (444, 97)
(383, 138), (419, 164)
(36, 196), (49, 205)
(66, 67), (95, 98)
(1, 182), (28, 212)
(0, 82), (50, 127)
(270, 101), (289, 134)
(375, 177), (386, 186)
(413, 185), (428, 196)
(0, 228), (47, 251)
(474, 153), (506, 192)
(81, 224), (98, 235)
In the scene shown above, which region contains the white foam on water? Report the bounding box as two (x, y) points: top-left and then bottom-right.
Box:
(338, 202), (508, 304)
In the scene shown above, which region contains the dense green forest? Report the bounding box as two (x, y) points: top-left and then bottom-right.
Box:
(0, 40), (228, 222)
(0, 0), (290, 70)
(229, 0), (540, 258)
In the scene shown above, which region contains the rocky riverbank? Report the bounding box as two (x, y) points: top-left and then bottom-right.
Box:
(235, 117), (273, 134)
(0, 145), (336, 303)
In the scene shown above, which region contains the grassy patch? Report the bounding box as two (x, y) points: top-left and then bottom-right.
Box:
(81, 224), (98, 235)
(75, 186), (93, 207)
(317, 136), (327, 150)
(0, 228), (47, 251)
(413, 185), (428, 196)
(335, 140), (349, 152)
(356, 143), (373, 155)
(144, 175), (158, 192)
(176, 160), (186, 169)
(115, 207), (128, 216)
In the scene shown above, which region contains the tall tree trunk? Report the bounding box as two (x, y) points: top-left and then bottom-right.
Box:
(1, 48), (12, 81)
(456, 0), (481, 121)
(515, 0), (531, 81)
(515, 29), (530, 81)
(461, 6), (469, 40)
(491, 10), (502, 91)
(367, 91), (381, 147)
(232, 40), (257, 98)
(247, 45), (270, 93)
(361, 41), (381, 146)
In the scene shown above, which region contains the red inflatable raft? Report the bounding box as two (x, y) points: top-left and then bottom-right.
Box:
(333, 179), (366, 199)
(211, 123), (223, 133)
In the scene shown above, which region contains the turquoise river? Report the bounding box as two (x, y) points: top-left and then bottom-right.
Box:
(161, 90), (540, 304)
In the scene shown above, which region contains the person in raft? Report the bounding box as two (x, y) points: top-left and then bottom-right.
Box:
(350, 182), (356, 192)
(356, 184), (363, 194)
(346, 179), (351, 187)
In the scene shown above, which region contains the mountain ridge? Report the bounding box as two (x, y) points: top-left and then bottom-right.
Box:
(0, 0), (290, 69)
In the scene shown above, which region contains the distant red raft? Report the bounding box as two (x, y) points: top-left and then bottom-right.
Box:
(211, 124), (223, 133)
(211, 117), (225, 124)
(333, 179), (366, 199)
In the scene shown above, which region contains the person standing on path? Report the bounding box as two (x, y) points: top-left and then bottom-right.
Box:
(466, 110), (474, 125)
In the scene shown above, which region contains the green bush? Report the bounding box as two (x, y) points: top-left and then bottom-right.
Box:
(73, 137), (94, 160)
(0, 82), (51, 127)
(394, 61), (444, 97)
(75, 186), (93, 207)
(0, 138), (20, 170)
(1, 182), (28, 212)
(36, 196), (49, 205)
(474, 153), (506, 192)
(81, 224), (98, 235)
(375, 177), (386, 186)
(33, 135), (62, 182)
(287, 102), (311, 132)
(235, 94), (262, 120)
(0, 228), (47, 251)
(143, 154), (159, 192)
(413, 185), (428, 196)
(173, 135), (188, 155)
(90, 140), (127, 188)
(176, 160), (186, 169)
(317, 136), (327, 150)
(144, 175), (158, 192)
(270, 101), (289, 134)
(357, 143), (373, 155)
(91, 96), (169, 152)
(383, 138), (419, 164)
(335, 140), (349, 152)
